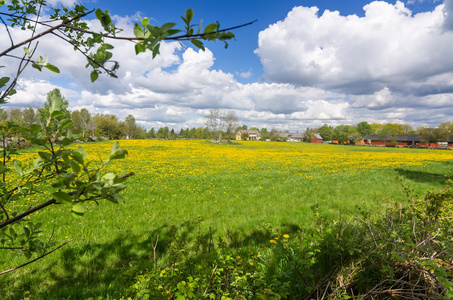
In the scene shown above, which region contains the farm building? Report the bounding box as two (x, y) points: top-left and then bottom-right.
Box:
(362, 134), (453, 147)
(278, 132), (304, 142)
(311, 133), (323, 143)
(236, 130), (261, 140)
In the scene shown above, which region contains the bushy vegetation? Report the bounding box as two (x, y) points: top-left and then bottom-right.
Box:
(127, 176), (453, 299)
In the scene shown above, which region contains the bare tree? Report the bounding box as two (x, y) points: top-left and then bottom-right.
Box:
(205, 109), (238, 142)
(205, 109), (222, 141)
(224, 110), (238, 141)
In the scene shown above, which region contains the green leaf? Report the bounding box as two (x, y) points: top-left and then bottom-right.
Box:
(38, 151), (52, 161)
(69, 160), (81, 173)
(141, 17), (150, 27)
(152, 43), (160, 58)
(51, 182), (65, 189)
(90, 70), (99, 82)
(7, 89), (16, 96)
(52, 191), (73, 203)
(44, 63), (60, 73)
(32, 62), (43, 71)
(204, 23), (218, 33)
(61, 138), (72, 146)
(0, 77), (9, 88)
(23, 226), (31, 238)
(102, 43), (114, 50)
(134, 23), (144, 38)
(134, 43), (143, 55)
(58, 119), (73, 130)
(50, 110), (64, 118)
(146, 24), (160, 37)
(29, 124), (42, 136)
(95, 9), (112, 31)
(109, 142), (128, 160)
(191, 39), (205, 51)
(0, 0), (7, 7)
(185, 9), (194, 24)
(74, 146), (87, 160)
(72, 203), (85, 214)
(160, 22), (176, 32)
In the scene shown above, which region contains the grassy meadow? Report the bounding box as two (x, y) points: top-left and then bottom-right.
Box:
(2, 140), (453, 298)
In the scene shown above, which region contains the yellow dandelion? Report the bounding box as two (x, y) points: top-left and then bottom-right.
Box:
(270, 239), (277, 244)
(283, 234), (289, 239)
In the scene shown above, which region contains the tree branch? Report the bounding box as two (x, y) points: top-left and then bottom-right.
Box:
(0, 239), (73, 275)
(0, 172), (134, 229)
(0, 9), (94, 58)
(0, 15), (14, 47)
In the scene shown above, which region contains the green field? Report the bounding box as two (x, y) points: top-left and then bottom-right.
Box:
(1, 140), (453, 299)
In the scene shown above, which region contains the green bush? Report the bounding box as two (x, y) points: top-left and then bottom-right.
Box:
(128, 177), (453, 299)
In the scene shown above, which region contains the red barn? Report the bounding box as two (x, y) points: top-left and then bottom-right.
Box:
(311, 133), (323, 143)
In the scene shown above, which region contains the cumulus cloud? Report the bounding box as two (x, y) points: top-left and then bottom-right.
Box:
(255, 1), (453, 98)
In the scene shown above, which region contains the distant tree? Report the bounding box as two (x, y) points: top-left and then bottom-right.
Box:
(378, 126), (396, 146)
(7, 107), (23, 125)
(370, 123), (384, 134)
(401, 124), (414, 134)
(356, 122), (373, 136)
(125, 114), (137, 139)
(224, 111), (238, 141)
(333, 125), (357, 144)
(0, 109), (7, 122)
(317, 124), (334, 141)
(440, 121), (453, 136)
(78, 108), (92, 138)
(419, 127), (450, 144)
(205, 109), (237, 142)
(147, 128), (156, 139)
(260, 128), (270, 140)
(241, 132), (249, 140)
(95, 114), (123, 139)
(270, 129), (280, 141)
(303, 128), (317, 143)
(22, 107), (37, 126)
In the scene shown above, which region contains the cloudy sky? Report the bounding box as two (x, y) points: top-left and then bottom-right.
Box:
(1, 0), (453, 131)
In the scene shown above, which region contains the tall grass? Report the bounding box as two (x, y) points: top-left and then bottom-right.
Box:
(1, 141), (452, 298)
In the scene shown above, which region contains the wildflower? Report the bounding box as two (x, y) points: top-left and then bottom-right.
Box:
(270, 239), (277, 244)
(283, 234), (289, 239)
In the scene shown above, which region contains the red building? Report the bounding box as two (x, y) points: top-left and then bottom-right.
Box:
(311, 133), (323, 143)
(362, 134), (453, 147)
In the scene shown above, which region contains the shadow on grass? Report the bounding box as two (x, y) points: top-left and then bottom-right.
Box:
(14, 220), (302, 299)
(394, 168), (448, 186)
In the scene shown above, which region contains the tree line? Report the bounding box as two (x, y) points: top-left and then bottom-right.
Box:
(308, 121), (453, 144)
(4, 95), (453, 144)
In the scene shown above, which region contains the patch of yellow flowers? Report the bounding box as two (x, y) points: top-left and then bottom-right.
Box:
(74, 140), (453, 180)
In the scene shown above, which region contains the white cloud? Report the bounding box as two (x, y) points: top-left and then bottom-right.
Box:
(255, 1), (453, 97)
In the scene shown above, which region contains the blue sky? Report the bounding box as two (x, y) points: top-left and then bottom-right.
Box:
(1, 0), (453, 131)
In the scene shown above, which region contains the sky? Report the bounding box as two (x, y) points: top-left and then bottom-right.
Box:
(1, 0), (453, 131)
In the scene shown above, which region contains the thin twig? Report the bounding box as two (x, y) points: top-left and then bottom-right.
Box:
(0, 239), (73, 275)
(0, 9), (94, 57)
(0, 16), (14, 47)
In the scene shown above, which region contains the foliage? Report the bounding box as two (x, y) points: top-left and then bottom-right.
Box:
(418, 126), (450, 144)
(0, 93), (130, 274)
(317, 124), (334, 141)
(356, 121), (373, 136)
(127, 221), (283, 300)
(127, 173), (453, 299)
(333, 125), (358, 144)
